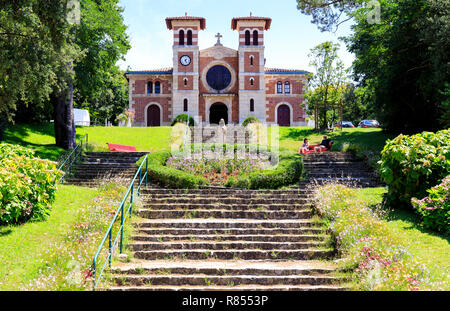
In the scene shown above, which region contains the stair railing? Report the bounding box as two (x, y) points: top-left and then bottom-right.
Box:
(92, 154), (149, 290)
(58, 134), (89, 183)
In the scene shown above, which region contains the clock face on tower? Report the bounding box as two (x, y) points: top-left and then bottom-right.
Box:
(180, 55), (191, 66)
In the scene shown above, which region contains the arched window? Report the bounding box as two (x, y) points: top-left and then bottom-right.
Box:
(277, 82), (283, 94)
(184, 78), (188, 86)
(155, 81), (161, 94)
(179, 30), (185, 45)
(284, 82), (291, 94)
(253, 30), (258, 46)
(250, 55), (254, 66)
(147, 82), (153, 94)
(187, 30), (193, 45)
(250, 99), (255, 112)
(183, 99), (188, 112)
(250, 78), (254, 86)
(245, 30), (251, 46)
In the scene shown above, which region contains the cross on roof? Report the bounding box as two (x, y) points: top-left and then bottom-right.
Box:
(215, 33), (223, 46)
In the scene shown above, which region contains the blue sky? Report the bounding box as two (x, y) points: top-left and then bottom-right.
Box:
(117, 0), (355, 72)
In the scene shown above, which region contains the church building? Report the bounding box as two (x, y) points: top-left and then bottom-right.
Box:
(125, 15), (310, 127)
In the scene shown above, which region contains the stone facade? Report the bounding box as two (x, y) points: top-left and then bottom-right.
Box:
(125, 15), (310, 127)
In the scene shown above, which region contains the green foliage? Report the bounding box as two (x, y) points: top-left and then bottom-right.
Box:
(344, 0), (450, 133)
(412, 176), (450, 234)
(0, 144), (63, 225)
(379, 129), (450, 209)
(171, 114), (195, 126)
(242, 117), (262, 127)
(225, 151), (304, 189)
(145, 152), (208, 189)
(315, 184), (444, 290)
(341, 143), (380, 171)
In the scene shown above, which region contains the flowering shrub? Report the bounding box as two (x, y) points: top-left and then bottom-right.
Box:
(167, 152), (271, 186)
(0, 144), (62, 224)
(412, 176), (450, 234)
(22, 183), (138, 291)
(379, 129), (450, 209)
(315, 184), (443, 290)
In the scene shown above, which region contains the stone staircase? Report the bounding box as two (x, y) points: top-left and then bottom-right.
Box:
(63, 152), (147, 187)
(300, 152), (381, 188)
(107, 188), (346, 291)
(189, 126), (251, 145)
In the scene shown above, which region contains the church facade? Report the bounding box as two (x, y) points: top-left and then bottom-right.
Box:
(125, 15), (310, 127)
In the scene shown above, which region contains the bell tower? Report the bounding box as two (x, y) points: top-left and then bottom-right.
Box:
(166, 15), (206, 120)
(232, 15), (271, 124)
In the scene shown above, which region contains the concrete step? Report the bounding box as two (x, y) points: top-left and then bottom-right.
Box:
(137, 219), (321, 229)
(129, 241), (326, 251)
(144, 197), (312, 205)
(133, 249), (334, 260)
(141, 188), (312, 196)
(112, 274), (342, 287)
(106, 284), (346, 291)
(138, 227), (325, 236)
(141, 203), (310, 210)
(131, 234), (325, 242)
(136, 209), (312, 220)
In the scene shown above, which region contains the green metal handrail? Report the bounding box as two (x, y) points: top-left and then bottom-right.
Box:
(92, 154), (149, 290)
(58, 134), (89, 183)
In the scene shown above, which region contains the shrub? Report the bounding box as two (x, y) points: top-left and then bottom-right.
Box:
(379, 129), (450, 209)
(412, 176), (450, 234)
(225, 151), (303, 189)
(314, 184), (440, 290)
(242, 116), (262, 127)
(0, 144), (62, 224)
(341, 143), (380, 172)
(143, 151), (208, 189)
(171, 114), (195, 126)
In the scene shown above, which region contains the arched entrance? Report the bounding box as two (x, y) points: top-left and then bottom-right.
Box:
(277, 104), (291, 127)
(147, 104), (161, 127)
(209, 102), (228, 125)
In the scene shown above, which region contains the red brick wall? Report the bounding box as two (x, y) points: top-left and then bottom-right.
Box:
(132, 97), (172, 124)
(266, 97), (306, 123)
(173, 26), (199, 45)
(199, 56), (239, 93)
(199, 97), (206, 122)
(178, 76), (193, 90)
(177, 51), (194, 72)
(232, 97), (239, 123)
(244, 52), (260, 72)
(244, 76), (260, 90)
(133, 78), (172, 95)
(266, 77), (304, 95)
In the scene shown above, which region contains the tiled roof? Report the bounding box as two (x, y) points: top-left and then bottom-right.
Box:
(165, 16), (206, 30)
(264, 68), (310, 75)
(231, 16), (272, 30)
(126, 68), (173, 75)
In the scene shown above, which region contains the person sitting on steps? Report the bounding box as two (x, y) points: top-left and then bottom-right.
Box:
(318, 136), (334, 152)
(299, 138), (310, 154)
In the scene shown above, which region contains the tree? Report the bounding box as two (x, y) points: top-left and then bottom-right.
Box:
(344, 0), (450, 133)
(305, 41), (348, 129)
(0, 0), (78, 142)
(296, 0), (369, 32)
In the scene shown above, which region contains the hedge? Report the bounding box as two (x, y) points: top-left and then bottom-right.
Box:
(142, 151), (209, 189)
(242, 116), (262, 127)
(171, 114), (195, 126)
(0, 143), (62, 224)
(225, 151), (304, 189)
(379, 129), (450, 209)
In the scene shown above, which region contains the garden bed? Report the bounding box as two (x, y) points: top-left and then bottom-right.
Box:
(142, 144), (304, 189)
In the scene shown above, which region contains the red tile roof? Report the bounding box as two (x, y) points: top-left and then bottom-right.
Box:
(165, 16), (206, 30)
(231, 16), (272, 30)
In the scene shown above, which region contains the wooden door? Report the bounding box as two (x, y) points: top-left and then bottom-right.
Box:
(147, 105), (161, 127)
(277, 105), (291, 127)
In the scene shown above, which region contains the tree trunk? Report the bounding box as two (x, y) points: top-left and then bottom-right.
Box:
(53, 82), (76, 150)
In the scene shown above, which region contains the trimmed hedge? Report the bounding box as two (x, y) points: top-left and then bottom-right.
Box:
(379, 129), (450, 209)
(225, 151), (304, 189)
(142, 151), (209, 189)
(242, 116), (262, 127)
(0, 143), (62, 224)
(171, 114), (195, 126)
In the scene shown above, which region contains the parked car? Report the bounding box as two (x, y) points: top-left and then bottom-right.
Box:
(358, 120), (380, 128)
(334, 121), (355, 128)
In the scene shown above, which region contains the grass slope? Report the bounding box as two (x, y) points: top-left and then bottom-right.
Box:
(0, 185), (99, 290)
(3, 123), (393, 162)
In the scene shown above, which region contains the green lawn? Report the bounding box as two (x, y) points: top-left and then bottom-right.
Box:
(3, 123), (393, 161)
(357, 187), (450, 287)
(0, 185), (99, 290)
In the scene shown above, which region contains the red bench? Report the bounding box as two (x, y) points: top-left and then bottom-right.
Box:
(107, 143), (137, 153)
(299, 143), (334, 154)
